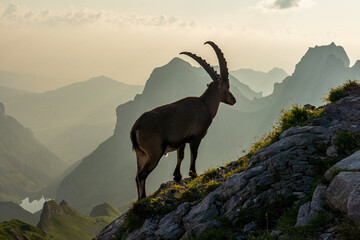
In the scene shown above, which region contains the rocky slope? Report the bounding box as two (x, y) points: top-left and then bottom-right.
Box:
(96, 82), (360, 240)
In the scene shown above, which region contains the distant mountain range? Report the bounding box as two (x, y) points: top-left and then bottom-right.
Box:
(56, 43), (360, 214)
(230, 67), (288, 96)
(0, 103), (66, 203)
(0, 69), (64, 93)
(0, 76), (143, 163)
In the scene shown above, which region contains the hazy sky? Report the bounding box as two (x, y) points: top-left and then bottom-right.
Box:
(1, 0), (360, 89)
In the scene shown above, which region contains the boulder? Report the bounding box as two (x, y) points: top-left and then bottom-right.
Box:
(326, 172), (360, 225)
(325, 150), (360, 180)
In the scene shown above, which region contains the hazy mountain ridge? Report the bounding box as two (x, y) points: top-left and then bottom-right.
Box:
(230, 67), (288, 96)
(0, 76), (143, 163)
(0, 103), (66, 203)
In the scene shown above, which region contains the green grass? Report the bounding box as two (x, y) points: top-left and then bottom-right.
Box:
(249, 105), (324, 156)
(38, 201), (115, 240)
(325, 80), (360, 103)
(0, 219), (46, 240)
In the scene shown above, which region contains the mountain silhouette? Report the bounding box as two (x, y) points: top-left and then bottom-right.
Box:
(0, 103), (66, 203)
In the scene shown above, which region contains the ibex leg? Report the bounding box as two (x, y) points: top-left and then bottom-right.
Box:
(136, 150), (163, 200)
(189, 139), (201, 179)
(173, 144), (185, 182)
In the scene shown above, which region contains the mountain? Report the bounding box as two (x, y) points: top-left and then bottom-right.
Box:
(37, 200), (115, 240)
(0, 103), (66, 202)
(0, 76), (143, 163)
(56, 57), (262, 213)
(0, 219), (46, 240)
(89, 202), (122, 218)
(244, 42), (360, 132)
(0, 69), (55, 92)
(96, 82), (360, 240)
(230, 67), (288, 96)
(0, 201), (39, 226)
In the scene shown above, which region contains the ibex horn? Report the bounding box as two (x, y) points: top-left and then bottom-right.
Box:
(204, 41), (229, 83)
(180, 52), (220, 82)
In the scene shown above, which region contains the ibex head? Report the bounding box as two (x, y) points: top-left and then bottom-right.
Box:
(180, 41), (236, 106)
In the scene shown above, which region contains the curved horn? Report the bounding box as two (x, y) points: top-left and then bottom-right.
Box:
(204, 41), (228, 83)
(180, 52), (220, 82)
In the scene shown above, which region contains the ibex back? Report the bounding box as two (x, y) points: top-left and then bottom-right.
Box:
(131, 41), (236, 200)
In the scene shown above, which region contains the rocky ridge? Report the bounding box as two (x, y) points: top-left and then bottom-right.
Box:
(96, 83), (360, 240)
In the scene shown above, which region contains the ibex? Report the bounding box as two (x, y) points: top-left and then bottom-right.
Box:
(131, 41), (236, 199)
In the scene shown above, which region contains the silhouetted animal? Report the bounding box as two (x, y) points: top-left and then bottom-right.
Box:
(131, 41), (236, 199)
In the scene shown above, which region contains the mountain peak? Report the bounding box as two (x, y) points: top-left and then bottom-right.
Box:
(89, 202), (121, 218)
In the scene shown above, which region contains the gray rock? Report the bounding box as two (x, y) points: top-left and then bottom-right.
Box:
(347, 185), (360, 225)
(296, 184), (326, 227)
(326, 171), (360, 225)
(326, 145), (338, 158)
(126, 218), (158, 240)
(155, 212), (183, 240)
(295, 201), (311, 227)
(221, 165), (266, 199)
(96, 212), (128, 240)
(183, 189), (222, 230)
(243, 221), (257, 233)
(311, 184), (327, 212)
(325, 150), (360, 180)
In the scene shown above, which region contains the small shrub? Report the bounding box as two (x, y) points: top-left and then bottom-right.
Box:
(338, 215), (360, 240)
(325, 80), (360, 103)
(335, 130), (360, 155)
(202, 168), (218, 181)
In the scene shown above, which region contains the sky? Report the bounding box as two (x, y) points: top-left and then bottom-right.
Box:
(1, 0), (360, 89)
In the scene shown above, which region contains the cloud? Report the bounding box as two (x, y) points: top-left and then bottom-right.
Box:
(0, 4), (196, 29)
(257, 0), (315, 11)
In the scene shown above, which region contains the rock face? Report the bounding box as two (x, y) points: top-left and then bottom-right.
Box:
(96, 89), (360, 240)
(326, 172), (360, 225)
(295, 184), (327, 227)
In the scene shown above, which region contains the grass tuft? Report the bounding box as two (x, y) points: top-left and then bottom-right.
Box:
(325, 80), (360, 103)
(249, 105), (324, 156)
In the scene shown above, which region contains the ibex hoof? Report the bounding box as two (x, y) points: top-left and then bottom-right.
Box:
(189, 171), (198, 179)
(173, 174), (182, 182)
